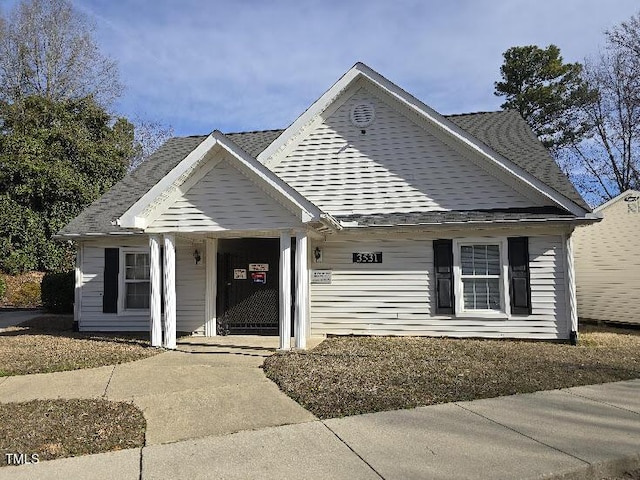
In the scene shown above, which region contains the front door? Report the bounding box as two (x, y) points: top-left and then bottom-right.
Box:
(217, 238), (280, 335)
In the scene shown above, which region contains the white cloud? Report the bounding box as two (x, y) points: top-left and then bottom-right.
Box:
(71, 0), (639, 135)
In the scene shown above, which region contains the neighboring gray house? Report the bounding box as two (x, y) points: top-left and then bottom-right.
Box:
(574, 189), (640, 325)
(57, 63), (597, 349)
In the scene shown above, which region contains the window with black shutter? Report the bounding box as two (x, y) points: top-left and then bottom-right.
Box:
(508, 237), (531, 315)
(433, 239), (454, 314)
(103, 248), (119, 313)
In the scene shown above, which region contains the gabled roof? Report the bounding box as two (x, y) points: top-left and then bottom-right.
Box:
(259, 62), (589, 215)
(58, 63), (592, 237)
(58, 111), (590, 236)
(117, 130), (328, 230)
(593, 189), (640, 213)
(58, 131), (284, 236)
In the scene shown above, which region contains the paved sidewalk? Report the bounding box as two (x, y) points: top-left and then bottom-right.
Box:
(1, 379), (638, 479)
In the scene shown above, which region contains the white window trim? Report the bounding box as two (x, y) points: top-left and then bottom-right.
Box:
(452, 238), (511, 319)
(118, 247), (151, 315)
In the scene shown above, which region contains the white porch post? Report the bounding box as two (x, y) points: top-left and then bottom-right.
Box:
(163, 234), (177, 349)
(204, 238), (218, 337)
(295, 232), (309, 350)
(74, 243), (83, 327)
(279, 232), (292, 350)
(565, 232), (579, 345)
(149, 235), (162, 347)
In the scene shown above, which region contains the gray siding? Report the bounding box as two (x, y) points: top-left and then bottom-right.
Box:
(309, 233), (567, 339)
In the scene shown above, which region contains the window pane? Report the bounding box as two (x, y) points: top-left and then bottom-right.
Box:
(486, 245), (500, 275)
(462, 278), (501, 311)
(126, 282), (150, 309)
(461, 246), (474, 275)
(125, 253), (150, 280)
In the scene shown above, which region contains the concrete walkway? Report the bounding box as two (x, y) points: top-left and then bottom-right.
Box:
(0, 335), (319, 445)
(0, 337), (638, 479)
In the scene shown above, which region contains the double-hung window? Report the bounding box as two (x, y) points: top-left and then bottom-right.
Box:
(434, 237), (531, 317)
(123, 251), (150, 310)
(460, 244), (501, 311)
(451, 238), (509, 315)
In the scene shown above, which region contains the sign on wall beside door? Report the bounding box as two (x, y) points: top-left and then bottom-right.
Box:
(233, 269), (247, 280)
(249, 263), (269, 272)
(310, 270), (332, 284)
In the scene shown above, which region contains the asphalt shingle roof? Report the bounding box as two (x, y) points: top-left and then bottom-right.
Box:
(447, 110), (589, 210)
(337, 207), (577, 227)
(58, 111), (588, 236)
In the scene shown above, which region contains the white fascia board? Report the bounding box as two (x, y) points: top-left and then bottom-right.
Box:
(258, 62), (589, 218)
(210, 131), (324, 223)
(118, 135), (217, 229)
(593, 189), (640, 213)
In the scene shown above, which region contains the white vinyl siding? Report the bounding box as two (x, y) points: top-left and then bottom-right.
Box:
(148, 159), (302, 232)
(273, 88), (542, 216)
(309, 233), (568, 339)
(574, 191), (640, 325)
(78, 237), (206, 333)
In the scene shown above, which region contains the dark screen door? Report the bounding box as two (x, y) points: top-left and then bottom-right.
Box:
(217, 238), (280, 335)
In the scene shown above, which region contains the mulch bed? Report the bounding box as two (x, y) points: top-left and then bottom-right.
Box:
(263, 324), (640, 419)
(0, 399), (145, 466)
(0, 315), (159, 376)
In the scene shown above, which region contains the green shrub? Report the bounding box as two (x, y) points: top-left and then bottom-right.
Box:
(0, 276), (5, 299)
(12, 281), (42, 307)
(41, 271), (75, 313)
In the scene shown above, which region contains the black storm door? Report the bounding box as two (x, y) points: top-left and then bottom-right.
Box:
(217, 238), (280, 335)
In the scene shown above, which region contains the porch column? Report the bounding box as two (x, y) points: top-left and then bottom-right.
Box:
(204, 238), (217, 337)
(163, 234), (177, 349)
(295, 232), (309, 350)
(149, 235), (162, 347)
(565, 232), (579, 345)
(279, 232), (292, 350)
(74, 243), (83, 327)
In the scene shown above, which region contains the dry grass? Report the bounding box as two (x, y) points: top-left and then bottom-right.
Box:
(263, 324), (640, 419)
(0, 315), (159, 376)
(0, 399), (145, 465)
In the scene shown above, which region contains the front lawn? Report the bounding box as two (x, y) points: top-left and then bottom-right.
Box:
(0, 315), (159, 376)
(263, 324), (640, 419)
(0, 399), (145, 466)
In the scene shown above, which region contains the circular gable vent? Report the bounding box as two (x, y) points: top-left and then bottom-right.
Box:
(350, 102), (375, 128)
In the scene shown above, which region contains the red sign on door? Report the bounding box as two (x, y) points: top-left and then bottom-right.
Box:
(251, 272), (266, 284)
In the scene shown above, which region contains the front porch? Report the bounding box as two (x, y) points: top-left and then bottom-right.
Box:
(148, 231), (312, 351)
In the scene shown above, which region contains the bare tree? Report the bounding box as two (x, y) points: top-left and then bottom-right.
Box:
(562, 12), (640, 204)
(0, 0), (121, 107)
(129, 118), (175, 171)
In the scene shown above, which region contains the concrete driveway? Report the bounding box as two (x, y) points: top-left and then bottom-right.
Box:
(0, 335), (319, 444)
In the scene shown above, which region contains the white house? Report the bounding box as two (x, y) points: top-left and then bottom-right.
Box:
(57, 63), (598, 349)
(573, 189), (640, 325)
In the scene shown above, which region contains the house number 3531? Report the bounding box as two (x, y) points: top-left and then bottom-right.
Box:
(352, 252), (383, 263)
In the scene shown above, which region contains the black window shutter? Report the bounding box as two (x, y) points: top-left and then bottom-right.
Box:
(103, 248), (119, 313)
(433, 239), (454, 314)
(508, 237), (531, 315)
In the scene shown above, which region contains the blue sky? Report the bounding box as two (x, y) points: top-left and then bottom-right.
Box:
(4, 0), (640, 136)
